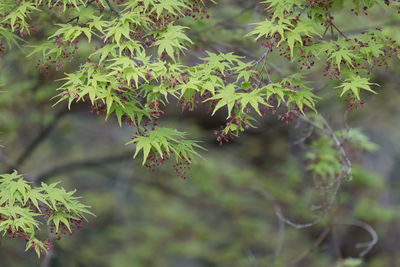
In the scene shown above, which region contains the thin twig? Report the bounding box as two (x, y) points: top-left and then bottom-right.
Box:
(66, 16), (79, 24)
(331, 223), (342, 259)
(246, 249), (258, 267)
(252, 187), (322, 230)
(274, 211), (286, 261)
(6, 109), (68, 174)
(331, 23), (349, 39)
(287, 228), (330, 266)
(0, 0), (23, 18)
(275, 206), (323, 229)
(33, 151), (133, 183)
(253, 49), (270, 67)
(322, 24), (330, 38)
(105, 0), (121, 17)
(339, 219), (378, 257)
(319, 114), (352, 180)
(257, 55), (268, 87)
(292, 122), (314, 145)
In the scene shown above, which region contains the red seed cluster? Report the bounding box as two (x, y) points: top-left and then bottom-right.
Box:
(143, 151), (192, 179)
(0, 197), (86, 256)
(43, 205), (84, 240)
(173, 158), (192, 179)
(214, 113), (252, 146)
(34, 38), (79, 74)
(344, 93), (365, 111)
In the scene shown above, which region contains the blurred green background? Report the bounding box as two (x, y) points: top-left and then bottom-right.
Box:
(1, 0), (400, 266)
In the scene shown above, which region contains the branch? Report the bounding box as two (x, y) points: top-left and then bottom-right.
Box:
(318, 114), (352, 180)
(245, 249), (258, 267)
(66, 16), (79, 24)
(274, 209), (286, 260)
(105, 0), (121, 17)
(331, 23), (348, 39)
(250, 187), (322, 229)
(0, 0), (23, 18)
(287, 228), (330, 266)
(331, 222), (342, 259)
(296, 113), (352, 180)
(253, 49), (270, 68)
(33, 151), (133, 183)
(5, 109), (68, 174)
(340, 219), (378, 258)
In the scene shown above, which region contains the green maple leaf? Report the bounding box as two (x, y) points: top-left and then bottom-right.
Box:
(127, 127), (204, 165)
(262, 83), (288, 106)
(233, 61), (256, 82)
(205, 84), (238, 118)
(279, 20), (321, 58)
(155, 25), (193, 61)
(178, 77), (203, 95)
(336, 75), (378, 99)
(261, 0), (301, 18)
(238, 89), (271, 116)
(89, 44), (118, 63)
(151, 0), (188, 18)
(200, 52), (239, 75)
(286, 88), (319, 113)
(247, 19), (290, 41)
(328, 49), (359, 71)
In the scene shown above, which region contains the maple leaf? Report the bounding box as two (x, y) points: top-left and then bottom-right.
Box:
(127, 127), (204, 165)
(151, 0), (188, 18)
(336, 75), (378, 99)
(247, 19), (290, 41)
(328, 49), (360, 71)
(155, 25), (193, 61)
(205, 84), (238, 118)
(279, 20), (321, 58)
(238, 89), (271, 116)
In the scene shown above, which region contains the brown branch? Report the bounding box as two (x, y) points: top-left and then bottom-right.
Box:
(33, 151), (133, 183)
(66, 16), (79, 24)
(287, 227), (330, 266)
(253, 49), (270, 67)
(323, 24), (330, 38)
(0, 0), (23, 18)
(105, 0), (121, 17)
(251, 187), (323, 229)
(331, 223), (342, 259)
(340, 219), (378, 257)
(5, 109), (68, 174)
(274, 209), (286, 260)
(331, 23), (348, 39)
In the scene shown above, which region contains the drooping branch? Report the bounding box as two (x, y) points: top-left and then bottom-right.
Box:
(6, 109), (68, 174)
(340, 219), (378, 258)
(105, 0), (121, 17)
(0, 0), (23, 18)
(287, 228), (330, 266)
(33, 151), (133, 183)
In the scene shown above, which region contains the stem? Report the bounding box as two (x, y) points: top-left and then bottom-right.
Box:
(331, 223), (342, 259)
(0, 0), (23, 18)
(288, 228), (330, 266)
(6, 109), (68, 175)
(331, 23), (348, 39)
(105, 0), (121, 17)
